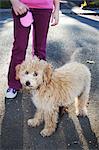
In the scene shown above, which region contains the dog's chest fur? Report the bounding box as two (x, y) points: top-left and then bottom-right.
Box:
(31, 79), (73, 111)
(32, 90), (55, 111)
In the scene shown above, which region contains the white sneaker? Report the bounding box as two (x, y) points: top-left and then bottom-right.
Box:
(5, 88), (18, 99)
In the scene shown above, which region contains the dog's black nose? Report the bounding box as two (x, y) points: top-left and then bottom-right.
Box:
(26, 81), (30, 86)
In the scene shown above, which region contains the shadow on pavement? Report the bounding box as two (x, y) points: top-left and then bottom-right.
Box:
(1, 92), (23, 150)
(60, 113), (83, 150)
(78, 116), (99, 149)
(67, 14), (99, 30)
(47, 41), (71, 67)
(0, 11), (12, 29)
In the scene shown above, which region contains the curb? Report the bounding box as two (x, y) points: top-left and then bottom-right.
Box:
(61, 6), (99, 15)
(72, 6), (99, 15)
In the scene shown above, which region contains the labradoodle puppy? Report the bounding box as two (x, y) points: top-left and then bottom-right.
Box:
(16, 56), (91, 137)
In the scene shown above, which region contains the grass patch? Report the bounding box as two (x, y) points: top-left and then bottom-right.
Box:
(0, 1), (11, 9)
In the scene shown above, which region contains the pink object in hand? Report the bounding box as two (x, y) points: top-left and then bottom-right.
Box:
(20, 11), (34, 27)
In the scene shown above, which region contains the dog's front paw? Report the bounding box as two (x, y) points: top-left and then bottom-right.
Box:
(76, 108), (87, 117)
(28, 118), (40, 127)
(40, 128), (54, 137)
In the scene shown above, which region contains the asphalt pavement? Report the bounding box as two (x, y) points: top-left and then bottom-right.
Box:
(0, 1), (99, 150)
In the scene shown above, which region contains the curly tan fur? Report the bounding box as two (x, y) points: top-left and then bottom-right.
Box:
(16, 56), (91, 137)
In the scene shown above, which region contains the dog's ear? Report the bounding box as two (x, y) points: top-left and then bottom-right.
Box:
(43, 64), (53, 84)
(15, 64), (21, 80)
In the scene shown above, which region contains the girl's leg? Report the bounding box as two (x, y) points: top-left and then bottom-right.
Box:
(32, 9), (52, 60)
(8, 10), (31, 90)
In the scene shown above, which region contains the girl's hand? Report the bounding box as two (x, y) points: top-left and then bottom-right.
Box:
(51, 9), (59, 26)
(11, 0), (29, 15)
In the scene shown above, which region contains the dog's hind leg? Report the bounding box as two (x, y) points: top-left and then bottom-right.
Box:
(75, 86), (90, 117)
(40, 109), (58, 137)
(28, 109), (43, 127)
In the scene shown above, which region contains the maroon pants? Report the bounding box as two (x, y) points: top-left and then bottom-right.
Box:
(8, 9), (52, 90)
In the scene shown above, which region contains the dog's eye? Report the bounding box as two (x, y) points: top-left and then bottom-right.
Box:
(25, 71), (29, 75)
(33, 71), (38, 77)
